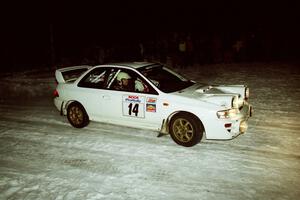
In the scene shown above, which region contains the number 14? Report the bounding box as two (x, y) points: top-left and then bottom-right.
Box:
(128, 103), (139, 116)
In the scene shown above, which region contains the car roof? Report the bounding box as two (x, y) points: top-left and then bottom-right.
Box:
(96, 62), (161, 69)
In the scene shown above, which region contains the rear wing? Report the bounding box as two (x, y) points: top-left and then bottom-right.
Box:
(55, 65), (91, 83)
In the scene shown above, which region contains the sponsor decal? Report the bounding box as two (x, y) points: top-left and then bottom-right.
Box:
(146, 104), (156, 112)
(146, 97), (157, 103)
(146, 97), (157, 112)
(122, 95), (145, 118)
(125, 95), (141, 103)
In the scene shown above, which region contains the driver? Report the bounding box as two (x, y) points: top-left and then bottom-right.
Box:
(115, 71), (149, 93)
(115, 72), (132, 91)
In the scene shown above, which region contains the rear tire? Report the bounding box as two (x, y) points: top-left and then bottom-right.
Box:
(67, 102), (89, 128)
(169, 112), (204, 147)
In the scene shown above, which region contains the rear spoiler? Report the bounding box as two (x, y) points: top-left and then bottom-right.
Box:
(55, 65), (91, 83)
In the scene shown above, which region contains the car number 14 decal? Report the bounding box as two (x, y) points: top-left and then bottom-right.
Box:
(122, 95), (145, 118)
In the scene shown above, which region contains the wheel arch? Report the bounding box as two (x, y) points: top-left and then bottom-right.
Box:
(62, 100), (84, 116)
(161, 110), (206, 137)
(66, 100), (90, 128)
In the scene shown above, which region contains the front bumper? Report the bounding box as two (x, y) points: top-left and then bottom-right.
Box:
(225, 102), (253, 138)
(202, 101), (253, 140)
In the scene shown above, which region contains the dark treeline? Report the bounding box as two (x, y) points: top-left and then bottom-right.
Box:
(53, 28), (299, 68)
(2, 1), (299, 72)
(3, 28), (299, 73)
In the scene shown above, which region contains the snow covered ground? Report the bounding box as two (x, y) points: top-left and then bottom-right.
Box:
(0, 62), (299, 200)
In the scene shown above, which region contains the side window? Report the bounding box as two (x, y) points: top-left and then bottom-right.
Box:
(78, 68), (108, 89)
(134, 76), (158, 94)
(106, 68), (119, 88)
(110, 69), (134, 92)
(109, 69), (158, 95)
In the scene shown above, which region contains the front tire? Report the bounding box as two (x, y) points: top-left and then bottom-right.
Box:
(67, 102), (89, 128)
(169, 112), (204, 147)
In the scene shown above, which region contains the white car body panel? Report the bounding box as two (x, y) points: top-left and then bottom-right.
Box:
(54, 62), (252, 142)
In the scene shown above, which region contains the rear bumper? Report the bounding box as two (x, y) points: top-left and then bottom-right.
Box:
(54, 97), (64, 114)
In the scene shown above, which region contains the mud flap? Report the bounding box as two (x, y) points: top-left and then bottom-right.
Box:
(60, 101), (64, 116)
(157, 119), (169, 137)
(157, 132), (168, 137)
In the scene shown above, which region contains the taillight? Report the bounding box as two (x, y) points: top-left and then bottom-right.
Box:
(53, 89), (59, 97)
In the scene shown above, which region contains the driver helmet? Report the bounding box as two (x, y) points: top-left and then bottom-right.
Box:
(117, 72), (131, 81)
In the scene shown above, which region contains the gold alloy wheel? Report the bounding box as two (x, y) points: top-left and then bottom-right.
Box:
(69, 106), (84, 126)
(172, 118), (194, 143)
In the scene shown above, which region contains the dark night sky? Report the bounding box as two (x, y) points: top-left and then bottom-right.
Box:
(2, 1), (300, 70)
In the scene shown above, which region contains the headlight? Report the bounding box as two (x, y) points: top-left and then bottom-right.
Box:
(231, 96), (239, 109)
(245, 87), (250, 99)
(217, 108), (239, 119)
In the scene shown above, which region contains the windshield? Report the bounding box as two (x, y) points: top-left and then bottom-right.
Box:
(138, 64), (195, 93)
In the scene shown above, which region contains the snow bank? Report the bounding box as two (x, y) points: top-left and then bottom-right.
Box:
(0, 69), (56, 101)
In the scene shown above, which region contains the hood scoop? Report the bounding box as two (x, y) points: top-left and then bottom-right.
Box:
(195, 85), (225, 95)
(195, 85), (213, 93)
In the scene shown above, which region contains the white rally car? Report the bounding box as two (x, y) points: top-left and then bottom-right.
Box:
(54, 62), (253, 147)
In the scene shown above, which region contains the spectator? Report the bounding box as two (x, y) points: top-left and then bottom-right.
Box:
(186, 34), (194, 66)
(178, 36), (187, 67)
(232, 35), (246, 62)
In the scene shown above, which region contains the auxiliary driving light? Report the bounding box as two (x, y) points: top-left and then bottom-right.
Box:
(239, 121), (248, 133)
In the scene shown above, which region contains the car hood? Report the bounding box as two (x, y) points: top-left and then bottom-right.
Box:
(172, 83), (241, 109)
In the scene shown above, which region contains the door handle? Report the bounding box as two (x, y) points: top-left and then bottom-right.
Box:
(102, 95), (110, 100)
